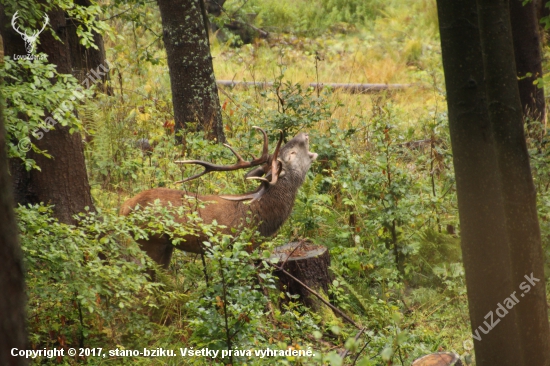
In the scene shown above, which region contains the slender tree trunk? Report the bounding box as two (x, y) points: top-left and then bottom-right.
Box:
(0, 72), (28, 366)
(477, 0), (550, 362)
(157, 0), (226, 143)
(436, 0), (523, 364)
(509, 0), (546, 124)
(1, 8), (96, 224)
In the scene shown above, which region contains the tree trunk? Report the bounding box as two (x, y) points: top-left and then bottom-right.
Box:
(157, 0), (226, 143)
(509, 0), (546, 123)
(1, 8), (96, 224)
(477, 0), (550, 363)
(0, 71), (28, 366)
(436, 0), (523, 364)
(0, 6), (32, 206)
(32, 10), (96, 224)
(66, 0), (111, 94)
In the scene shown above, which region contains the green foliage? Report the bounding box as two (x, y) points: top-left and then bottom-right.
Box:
(221, 0), (385, 36)
(407, 229), (462, 287)
(0, 57), (87, 168)
(260, 76), (332, 139)
(19, 205), (159, 358)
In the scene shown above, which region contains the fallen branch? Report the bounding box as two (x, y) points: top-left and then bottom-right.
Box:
(268, 262), (362, 329)
(217, 80), (413, 94)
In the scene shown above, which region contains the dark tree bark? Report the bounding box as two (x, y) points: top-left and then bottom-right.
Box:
(436, 1), (523, 363)
(477, 0), (550, 362)
(509, 0), (546, 123)
(1, 8), (96, 224)
(0, 6), (32, 206)
(66, 0), (111, 93)
(437, 0), (550, 362)
(0, 72), (28, 366)
(31, 10), (96, 224)
(157, 0), (226, 143)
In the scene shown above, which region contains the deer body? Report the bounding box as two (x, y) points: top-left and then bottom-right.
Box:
(120, 130), (317, 268)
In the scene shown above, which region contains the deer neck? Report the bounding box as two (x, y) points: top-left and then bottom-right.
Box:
(248, 171), (304, 237)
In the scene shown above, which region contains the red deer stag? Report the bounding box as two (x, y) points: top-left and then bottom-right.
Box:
(120, 127), (318, 269)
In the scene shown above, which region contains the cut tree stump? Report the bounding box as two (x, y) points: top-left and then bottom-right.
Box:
(412, 352), (463, 366)
(270, 241), (332, 311)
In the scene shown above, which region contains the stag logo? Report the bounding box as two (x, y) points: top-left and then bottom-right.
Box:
(11, 11), (49, 55)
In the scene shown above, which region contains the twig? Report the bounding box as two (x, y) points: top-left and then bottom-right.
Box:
(351, 339), (371, 365)
(338, 327), (366, 359)
(218, 261), (233, 365)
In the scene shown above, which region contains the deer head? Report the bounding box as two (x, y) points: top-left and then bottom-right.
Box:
(120, 127), (318, 269)
(11, 11), (49, 54)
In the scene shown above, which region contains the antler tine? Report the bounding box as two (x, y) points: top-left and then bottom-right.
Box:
(222, 143), (246, 163)
(269, 130), (284, 185)
(39, 13), (49, 34)
(11, 11), (25, 36)
(252, 126), (269, 163)
(174, 127), (270, 184)
(247, 130), (283, 185)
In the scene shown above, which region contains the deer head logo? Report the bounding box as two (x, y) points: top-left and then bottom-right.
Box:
(11, 11), (49, 54)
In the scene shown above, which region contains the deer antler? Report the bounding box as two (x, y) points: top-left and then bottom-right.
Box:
(246, 130), (283, 186)
(220, 130), (284, 202)
(11, 11), (27, 38)
(175, 126), (270, 183)
(37, 13), (49, 36)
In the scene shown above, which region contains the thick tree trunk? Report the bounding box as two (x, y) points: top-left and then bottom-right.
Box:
(436, 0), (523, 364)
(157, 0), (226, 143)
(67, 0), (111, 94)
(0, 74), (28, 366)
(509, 0), (546, 123)
(477, 0), (550, 363)
(1, 8), (96, 224)
(31, 10), (95, 224)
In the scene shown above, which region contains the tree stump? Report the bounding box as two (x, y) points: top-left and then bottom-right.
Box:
(270, 241), (332, 311)
(412, 352), (463, 366)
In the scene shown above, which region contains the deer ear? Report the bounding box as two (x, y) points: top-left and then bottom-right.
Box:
(286, 151), (297, 161)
